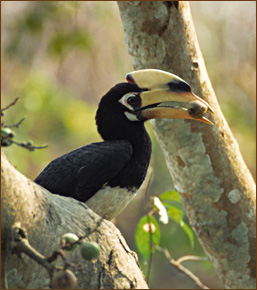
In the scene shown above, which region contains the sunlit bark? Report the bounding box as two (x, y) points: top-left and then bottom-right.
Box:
(1, 153), (148, 289)
(118, 1), (256, 288)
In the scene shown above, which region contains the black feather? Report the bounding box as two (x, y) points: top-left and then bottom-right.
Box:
(35, 141), (133, 202)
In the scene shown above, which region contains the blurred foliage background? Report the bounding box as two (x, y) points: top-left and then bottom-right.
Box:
(1, 1), (256, 289)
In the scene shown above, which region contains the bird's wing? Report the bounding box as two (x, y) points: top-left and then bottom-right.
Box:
(34, 140), (133, 202)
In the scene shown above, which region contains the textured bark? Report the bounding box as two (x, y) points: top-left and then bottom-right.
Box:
(118, 1), (256, 289)
(1, 152), (148, 289)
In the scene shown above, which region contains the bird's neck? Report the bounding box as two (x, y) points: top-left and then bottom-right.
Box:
(107, 123), (152, 190)
(128, 123), (152, 163)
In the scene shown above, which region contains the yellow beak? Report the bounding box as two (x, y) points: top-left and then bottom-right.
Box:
(126, 69), (214, 125)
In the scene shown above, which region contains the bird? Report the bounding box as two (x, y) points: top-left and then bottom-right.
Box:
(35, 69), (214, 220)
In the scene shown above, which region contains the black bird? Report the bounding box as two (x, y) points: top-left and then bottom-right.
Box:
(35, 69), (214, 220)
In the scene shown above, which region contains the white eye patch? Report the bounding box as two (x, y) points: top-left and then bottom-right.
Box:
(124, 111), (139, 121)
(119, 93), (140, 121)
(119, 93), (138, 111)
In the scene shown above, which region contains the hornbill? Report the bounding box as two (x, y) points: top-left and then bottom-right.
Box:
(35, 69), (214, 220)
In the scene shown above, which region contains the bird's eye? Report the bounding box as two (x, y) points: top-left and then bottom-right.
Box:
(127, 96), (137, 105)
(125, 94), (140, 108)
(119, 93), (141, 110)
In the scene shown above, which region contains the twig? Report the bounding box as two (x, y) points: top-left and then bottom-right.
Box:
(143, 169), (153, 212)
(7, 139), (48, 151)
(141, 170), (154, 284)
(11, 218), (104, 276)
(53, 217), (104, 253)
(156, 246), (210, 289)
(80, 216), (105, 240)
(1, 97), (48, 151)
(176, 255), (208, 265)
(11, 218), (103, 290)
(1, 97), (19, 115)
(146, 213), (154, 284)
(46, 249), (66, 263)
(9, 217), (105, 290)
(2, 117), (26, 128)
(12, 224), (55, 276)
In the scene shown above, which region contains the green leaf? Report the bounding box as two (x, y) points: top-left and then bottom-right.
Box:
(180, 220), (194, 248)
(159, 190), (181, 203)
(167, 205), (184, 224)
(135, 215), (160, 260)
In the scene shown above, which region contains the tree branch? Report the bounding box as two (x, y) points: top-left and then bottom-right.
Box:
(156, 246), (209, 289)
(118, 1), (256, 288)
(1, 152), (148, 289)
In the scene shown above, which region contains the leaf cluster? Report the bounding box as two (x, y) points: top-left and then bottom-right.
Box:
(135, 191), (194, 261)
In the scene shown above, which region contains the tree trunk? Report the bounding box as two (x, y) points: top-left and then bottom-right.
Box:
(1, 152), (148, 289)
(117, 1), (256, 289)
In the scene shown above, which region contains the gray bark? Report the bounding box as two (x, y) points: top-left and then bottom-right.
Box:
(1, 152), (148, 289)
(118, 1), (256, 289)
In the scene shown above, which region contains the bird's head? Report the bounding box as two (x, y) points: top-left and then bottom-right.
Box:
(96, 69), (214, 141)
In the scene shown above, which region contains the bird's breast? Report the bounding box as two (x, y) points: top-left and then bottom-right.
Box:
(85, 186), (137, 220)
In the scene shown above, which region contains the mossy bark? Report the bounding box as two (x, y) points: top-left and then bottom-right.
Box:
(1, 152), (148, 289)
(118, 1), (256, 288)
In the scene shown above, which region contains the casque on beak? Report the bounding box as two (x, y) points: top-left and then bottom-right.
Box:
(126, 69), (214, 125)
